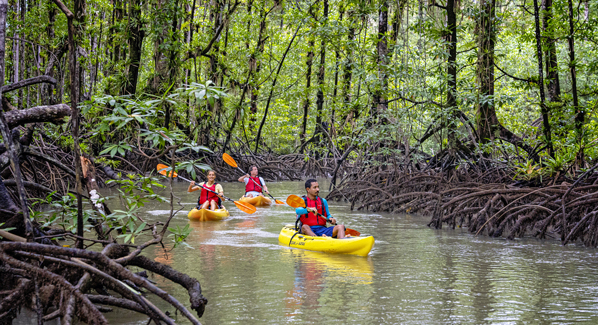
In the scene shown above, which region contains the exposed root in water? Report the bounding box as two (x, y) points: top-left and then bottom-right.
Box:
(0, 241), (207, 324)
(328, 156), (598, 247)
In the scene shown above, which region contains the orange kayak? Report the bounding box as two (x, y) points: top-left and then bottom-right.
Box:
(239, 195), (272, 207)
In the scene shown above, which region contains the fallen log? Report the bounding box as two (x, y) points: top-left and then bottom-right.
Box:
(5, 104), (70, 128)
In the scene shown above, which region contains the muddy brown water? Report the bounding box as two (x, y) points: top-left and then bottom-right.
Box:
(93, 180), (598, 324)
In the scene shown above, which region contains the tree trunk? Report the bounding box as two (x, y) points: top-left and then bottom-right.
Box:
(476, 0), (496, 144)
(223, 1), (269, 151)
(249, 2), (267, 126)
(371, 0), (388, 123)
(124, 0), (144, 95)
(567, 0), (582, 159)
(542, 0), (561, 103)
(446, 0), (457, 145)
(341, 9), (355, 123)
(0, 0), (33, 238)
(331, 5), (344, 136)
(254, 25), (301, 153)
(208, 0), (223, 128)
(533, 0), (554, 157)
(314, 0), (328, 150)
(300, 38), (314, 153)
(113, 0), (123, 63)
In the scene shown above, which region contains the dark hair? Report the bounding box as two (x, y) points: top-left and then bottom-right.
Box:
(249, 166), (258, 173)
(305, 179), (318, 190)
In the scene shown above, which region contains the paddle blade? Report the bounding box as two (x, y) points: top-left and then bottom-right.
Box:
(274, 199), (285, 205)
(286, 195), (306, 208)
(234, 201), (256, 214)
(222, 153), (238, 168)
(157, 164), (178, 178)
(346, 228), (361, 237)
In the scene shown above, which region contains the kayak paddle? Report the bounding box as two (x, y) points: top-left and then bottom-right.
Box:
(222, 153), (285, 205)
(156, 164), (257, 214)
(286, 194), (361, 237)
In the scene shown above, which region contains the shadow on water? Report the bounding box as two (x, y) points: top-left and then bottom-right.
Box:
(101, 179), (598, 324)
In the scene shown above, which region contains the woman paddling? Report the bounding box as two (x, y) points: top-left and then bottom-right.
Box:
(238, 165), (269, 198)
(188, 170), (224, 211)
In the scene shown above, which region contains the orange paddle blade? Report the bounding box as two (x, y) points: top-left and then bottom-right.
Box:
(346, 228), (361, 237)
(222, 153), (238, 168)
(286, 195), (306, 208)
(157, 164), (178, 177)
(234, 200), (256, 214)
(274, 199), (285, 205)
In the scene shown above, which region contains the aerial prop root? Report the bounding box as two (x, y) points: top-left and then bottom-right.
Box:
(0, 242), (205, 324)
(328, 166), (598, 246)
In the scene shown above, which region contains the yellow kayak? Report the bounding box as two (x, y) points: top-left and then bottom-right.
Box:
(239, 195), (272, 207)
(187, 208), (230, 221)
(278, 225), (375, 257)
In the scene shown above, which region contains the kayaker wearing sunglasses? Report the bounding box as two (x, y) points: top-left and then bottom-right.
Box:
(295, 179), (345, 238)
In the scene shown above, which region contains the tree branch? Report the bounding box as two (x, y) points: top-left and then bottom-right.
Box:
(1, 75), (57, 94)
(494, 63), (533, 83)
(4, 104), (70, 128)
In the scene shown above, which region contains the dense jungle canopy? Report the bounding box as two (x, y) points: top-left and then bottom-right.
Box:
(3, 0), (597, 158)
(0, 0), (598, 322)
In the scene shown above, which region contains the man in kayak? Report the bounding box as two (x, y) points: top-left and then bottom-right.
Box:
(295, 179), (345, 239)
(238, 166), (270, 198)
(188, 170), (224, 211)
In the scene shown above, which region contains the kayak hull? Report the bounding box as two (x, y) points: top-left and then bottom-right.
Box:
(278, 225), (374, 256)
(187, 208), (230, 221)
(239, 195), (272, 207)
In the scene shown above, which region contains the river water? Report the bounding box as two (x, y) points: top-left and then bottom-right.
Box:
(104, 180), (598, 324)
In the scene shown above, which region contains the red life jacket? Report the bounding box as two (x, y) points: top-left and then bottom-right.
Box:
(299, 196), (328, 227)
(198, 182), (220, 205)
(245, 176), (263, 194)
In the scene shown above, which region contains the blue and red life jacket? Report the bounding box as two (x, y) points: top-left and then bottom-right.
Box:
(245, 176), (263, 194)
(299, 196), (328, 227)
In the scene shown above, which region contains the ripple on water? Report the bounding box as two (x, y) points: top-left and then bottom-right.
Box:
(146, 209), (185, 216)
(213, 228), (280, 238)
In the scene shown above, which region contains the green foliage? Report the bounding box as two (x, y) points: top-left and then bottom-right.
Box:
(176, 159), (212, 180)
(168, 224), (193, 249)
(100, 141), (133, 157)
(103, 175), (167, 244)
(513, 160), (544, 182)
(31, 192), (96, 234)
(0, 222), (16, 239)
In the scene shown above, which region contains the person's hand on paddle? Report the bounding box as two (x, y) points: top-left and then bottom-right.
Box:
(157, 163), (257, 214)
(306, 207), (335, 224)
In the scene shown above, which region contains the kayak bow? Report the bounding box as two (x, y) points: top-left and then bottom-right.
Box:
(187, 208), (230, 221)
(278, 225), (374, 256)
(239, 196), (272, 207)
